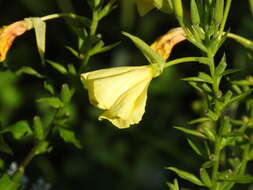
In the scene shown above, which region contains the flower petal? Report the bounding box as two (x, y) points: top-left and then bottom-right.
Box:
(99, 77), (151, 128)
(81, 66), (153, 110)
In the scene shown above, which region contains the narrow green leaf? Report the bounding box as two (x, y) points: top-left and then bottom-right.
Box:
(215, 54), (227, 76)
(97, 0), (117, 20)
(172, 0), (184, 25)
(60, 84), (73, 104)
(206, 110), (219, 121)
(230, 90), (252, 104)
(47, 60), (68, 74)
(37, 97), (64, 108)
(0, 136), (13, 155)
(188, 81), (204, 93)
(201, 161), (214, 169)
(16, 66), (44, 78)
(191, 0), (200, 25)
(214, 0), (224, 24)
(219, 174), (253, 184)
(182, 77), (206, 82)
(34, 141), (50, 156)
(174, 126), (207, 139)
(44, 81), (55, 95)
(67, 64), (77, 75)
(222, 69), (240, 76)
(25, 17), (46, 65)
(166, 178), (179, 190)
(0, 174), (21, 190)
(198, 72), (213, 84)
(187, 138), (205, 157)
(33, 116), (44, 140)
(223, 90), (233, 104)
(122, 32), (165, 64)
(200, 168), (212, 187)
(65, 46), (79, 58)
(219, 117), (231, 136)
(201, 125), (216, 141)
(58, 128), (82, 149)
(89, 42), (120, 56)
(166, 167), (205, 186)
(1, 121), (32, 140)
(188, 117), (211, 124)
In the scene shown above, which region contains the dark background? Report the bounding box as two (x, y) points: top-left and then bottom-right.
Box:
(0, 0), (252, 189)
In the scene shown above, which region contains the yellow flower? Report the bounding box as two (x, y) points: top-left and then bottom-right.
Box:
(81, 64), (160, 129)
(0, 20), (30, 62)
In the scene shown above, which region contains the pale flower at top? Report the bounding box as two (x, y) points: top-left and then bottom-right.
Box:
(81, 28), (186, 129)
(81, 64), (160, 129)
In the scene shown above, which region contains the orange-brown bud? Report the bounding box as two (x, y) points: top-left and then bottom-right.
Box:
(0, 20), (30, 62)
(150, 27), (186, 60)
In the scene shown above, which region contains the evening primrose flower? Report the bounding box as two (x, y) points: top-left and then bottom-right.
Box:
(0, 20), (30, 62)
(81, 64), (161, 129)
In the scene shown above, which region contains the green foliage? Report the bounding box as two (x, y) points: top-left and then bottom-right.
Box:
(0, 121), (32, 140)
(0, 0), (252, 190)
(0, 174), (21, 190)
(122, 32), (165, 65)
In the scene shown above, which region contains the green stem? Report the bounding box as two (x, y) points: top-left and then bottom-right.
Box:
(15, 108), (60, 174)
(164, 57), (208, 68)
(240, 144), (250, 174)
(78, 10), (99, 74)
(40, 13), (90, 26)
(227, 33), (253, 51)
(90, 11), (99, 36)
(211, 138), (221, 190)
(219, 0), (232, 33)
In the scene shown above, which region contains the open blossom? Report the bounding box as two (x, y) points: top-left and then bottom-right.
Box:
(81, 65), (160, 129)
(81, 28), (186, 128)
(0, 20), (30, 62)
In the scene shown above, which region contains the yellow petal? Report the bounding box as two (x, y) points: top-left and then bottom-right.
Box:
(0, 20), (29, 62)
(81, 66), (154, 110)
(81, 65), (157, 128)
(99, 77), (151, 128)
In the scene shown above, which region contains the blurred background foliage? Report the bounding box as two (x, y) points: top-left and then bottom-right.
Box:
(0, 0), (252, 189)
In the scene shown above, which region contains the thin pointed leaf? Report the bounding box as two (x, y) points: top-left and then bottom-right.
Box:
(47, 60), (68, 74)
(65, 46), (79, 58)
(122, 32), (165, 64)
(200, 168), (212, 187)
(219, 174), (253, 184)
(188, 117), (211, 124)
(33, 116), (44, 140)
(37, 97), (64, 108)
(187, 138), (206, 157)
(166, 167), (205, 186)
(58, 128), (82, 149)
(16, 66), (44, 78)
(26, 17), (46, 65)
(91, 42), (120, 56)
(174, 126), (207, 139)
(198, 72), (213, 84)
(222, 69), (240, 76)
